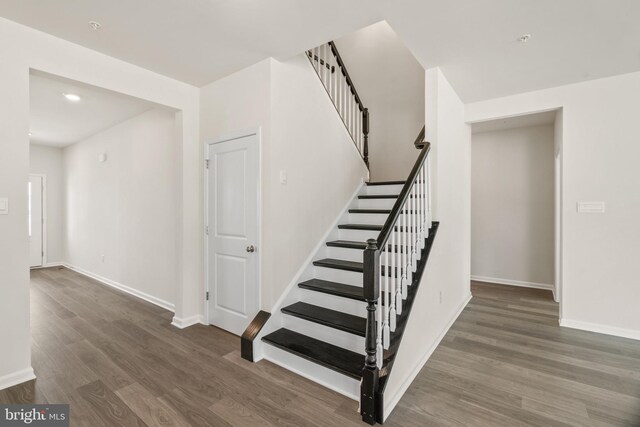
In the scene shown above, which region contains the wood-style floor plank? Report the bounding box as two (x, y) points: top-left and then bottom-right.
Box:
(1, 268), (639, 426)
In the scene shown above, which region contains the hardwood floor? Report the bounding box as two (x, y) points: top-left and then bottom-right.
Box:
(1, 269), (639, 426)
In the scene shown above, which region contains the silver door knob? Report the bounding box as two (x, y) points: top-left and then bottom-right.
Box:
(246, 245), (255, 253)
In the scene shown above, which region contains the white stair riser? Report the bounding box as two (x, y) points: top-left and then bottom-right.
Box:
(364, 184), (404, 195)
(326, 246), (364, 263)
(283, 315), (365, 355)
(299, 289), (366, 317)
(357, 198), (397, 210)
(339, 228), (381, 242)
(263, 345), (360, 401)
(348, 213), (389, 224)
(314, 266), (363, 287)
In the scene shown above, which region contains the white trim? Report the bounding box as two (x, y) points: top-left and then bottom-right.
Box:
(171, 314), (205, 329)
(383, 294), (472, 421)
(471, 275), (554, 291)
(204, 127), (262, 329)
(29, 173), (47, 267)
(559, 318), (640, 341)
(64, 264), (175, 312)
(252, 180), (366, 362)
(0, 367), (36, 391)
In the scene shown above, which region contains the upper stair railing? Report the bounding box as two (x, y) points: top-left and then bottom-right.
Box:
(307, 41), (370, 168)
(361, 126), (432, 424)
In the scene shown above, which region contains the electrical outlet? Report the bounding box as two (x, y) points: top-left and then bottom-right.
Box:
(439, 291), (442, 304)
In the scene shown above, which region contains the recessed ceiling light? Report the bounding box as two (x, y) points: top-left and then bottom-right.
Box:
(64, 93), (81, 102)
(88, 21), (102, 31)
(518, 34), (532, 43)
(28, 132), (32, 136)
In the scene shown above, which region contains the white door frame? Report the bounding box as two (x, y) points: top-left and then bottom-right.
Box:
(468, 108), (563, 314)
(203, 127), (262, 326)
(29, 173), (47, 268)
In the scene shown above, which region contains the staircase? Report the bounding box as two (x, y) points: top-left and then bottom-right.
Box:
(242, 41), (437, 424)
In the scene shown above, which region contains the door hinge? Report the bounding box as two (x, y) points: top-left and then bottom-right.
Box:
(205, 226), (209, 235)
(205, 159), (210, 169)
(206, 291), (210, 301)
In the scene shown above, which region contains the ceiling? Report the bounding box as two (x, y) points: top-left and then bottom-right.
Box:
(471, 110), (557, 134)
(3, 1), (640, 102)
(30, 71), (157, 147)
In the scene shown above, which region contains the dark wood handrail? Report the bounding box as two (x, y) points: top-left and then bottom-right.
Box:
(374, 142), (430, 250)
(328, 41), (365, 112)
(414, 125), (426, 149)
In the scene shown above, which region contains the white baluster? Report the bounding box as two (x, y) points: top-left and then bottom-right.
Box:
(427, 153), (433, 229)
(411, 183), (417, 270)
(383, 243), (390, 349)
(313, 46), (320, 74)
(389, 232), (397, 331)
(402, 205), (409, 296)
(376, 260), (383, 368)
(395, 229), (403, 314)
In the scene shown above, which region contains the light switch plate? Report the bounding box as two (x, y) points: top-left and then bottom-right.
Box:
(279, 170), (287, 185)
(577, 201), (605, 213)
(0, 197), (8, 215)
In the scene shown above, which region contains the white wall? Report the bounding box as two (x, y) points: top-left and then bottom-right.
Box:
(64, 108), (177, 307)
(29, 144), (64, 264)
(384, 68), (472, 419)
(471, 125), (555, 287)
(0, 16), (199, 389)
(200, 54), (369, 313)
(466, 71), (640, 339)
(335, 21), (424, 181)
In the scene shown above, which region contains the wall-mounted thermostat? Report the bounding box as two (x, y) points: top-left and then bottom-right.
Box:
(577, 201), (605, 213)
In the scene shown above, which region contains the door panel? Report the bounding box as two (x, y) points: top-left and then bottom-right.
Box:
(29, 175), (43, 268)
(207, 133), (259, 335)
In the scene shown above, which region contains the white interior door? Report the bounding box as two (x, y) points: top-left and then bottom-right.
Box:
(207, 132), (259, 335)
(29, 175), (44, 268)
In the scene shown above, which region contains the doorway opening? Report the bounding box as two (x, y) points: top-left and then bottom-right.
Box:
(28, 69), (181, 312)
(470, 110), (562, 317)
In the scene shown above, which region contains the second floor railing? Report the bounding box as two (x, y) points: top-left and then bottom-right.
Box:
(307, 41), (369, 168)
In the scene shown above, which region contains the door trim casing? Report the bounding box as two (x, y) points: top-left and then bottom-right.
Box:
(203, 127), (262, 328)
(29, 173), (47, 268)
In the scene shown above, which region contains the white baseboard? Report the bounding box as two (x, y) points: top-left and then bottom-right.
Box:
(383, 294), (472, 422)
(559, 318), (640, 341)
(0, 367), (36, 391)
(171, 314), (205, 329)
(471, 275), (554, 291)
(64, 264), (175, 312)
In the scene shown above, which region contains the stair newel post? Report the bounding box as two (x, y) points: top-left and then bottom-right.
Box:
(361, 238), (379, 425)
(363, 108), (370, 169)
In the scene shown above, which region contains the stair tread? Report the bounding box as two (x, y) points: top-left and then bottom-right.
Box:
(338, 223), (418, 231)
(313, 258), (363, 272)
(358, 194), (399, 199)
(366, 180), (405, 186)
(348, 209), (392, 214)
(313, 258), (401, 276)
(298, 279), (364, 301)
(326, 240), (368, 250)
(262, 328), (364, 380)
(326, 240), (407, 253)
(282, 302), (366, 337)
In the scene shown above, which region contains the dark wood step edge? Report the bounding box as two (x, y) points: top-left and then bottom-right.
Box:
(241, 310), (271, 362)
